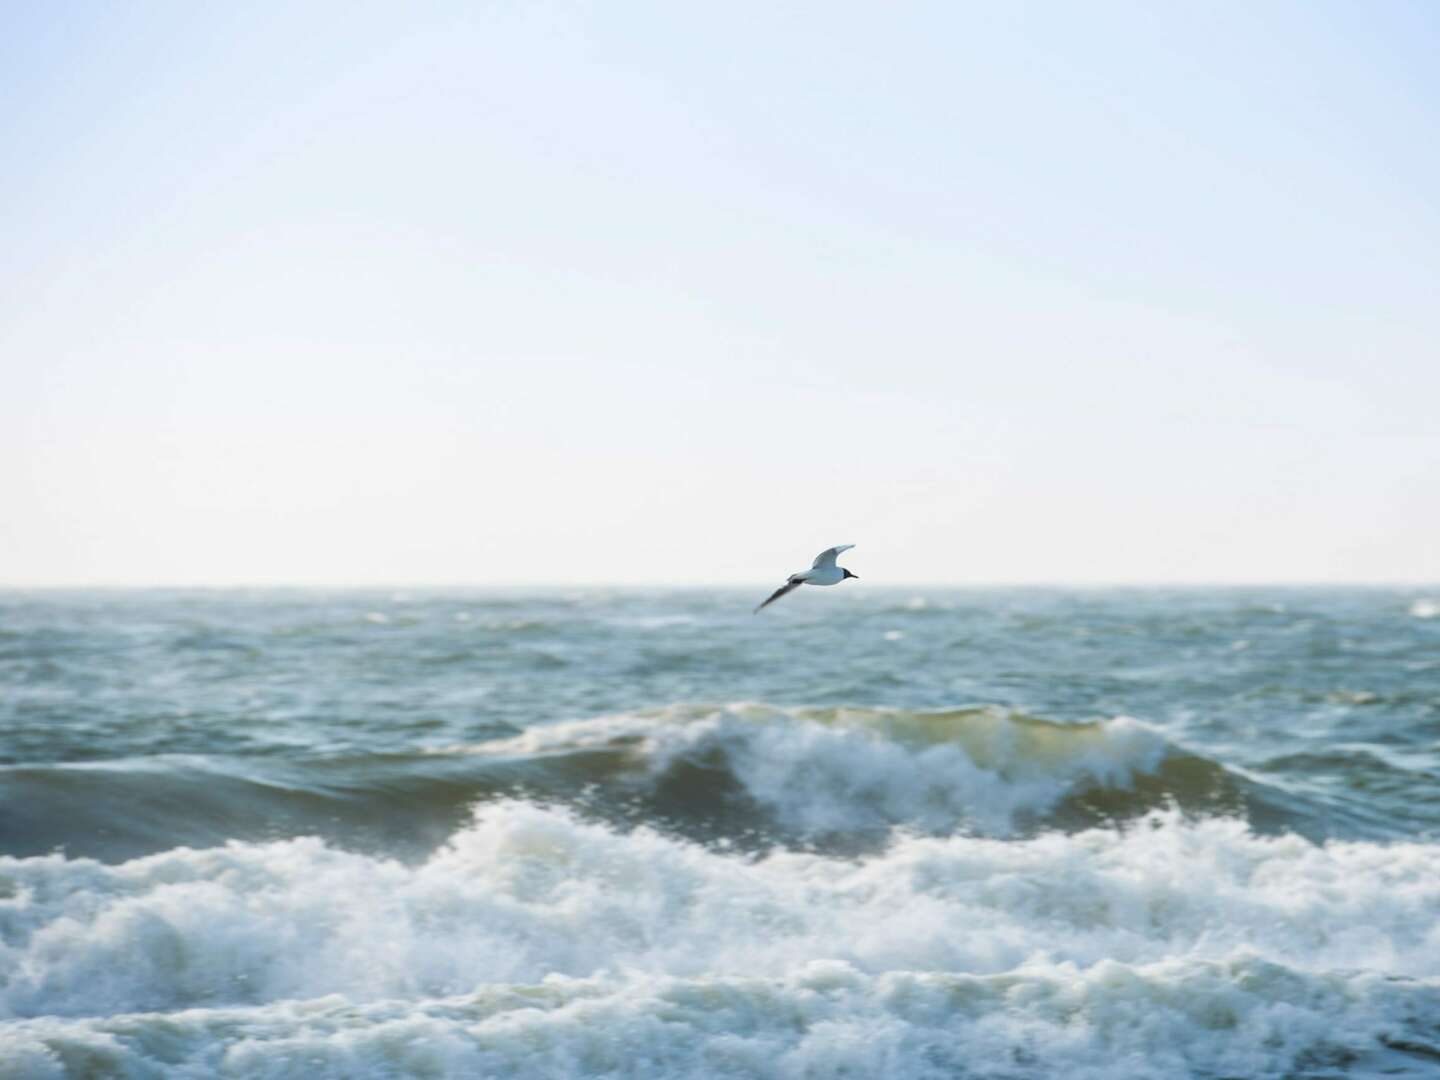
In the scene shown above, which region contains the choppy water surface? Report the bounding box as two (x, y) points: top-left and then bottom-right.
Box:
(2, 587), (1438, 1077)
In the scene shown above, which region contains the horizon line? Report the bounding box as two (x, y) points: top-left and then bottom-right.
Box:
(2, 580), (1437, 591)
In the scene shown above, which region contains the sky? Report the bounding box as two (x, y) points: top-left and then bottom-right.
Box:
(3, 1), (1438, 586)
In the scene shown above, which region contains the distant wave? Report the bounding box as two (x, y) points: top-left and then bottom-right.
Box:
(3, 802), (1440, 1076)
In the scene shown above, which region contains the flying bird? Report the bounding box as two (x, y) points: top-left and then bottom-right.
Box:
(754, 544), (859, 613)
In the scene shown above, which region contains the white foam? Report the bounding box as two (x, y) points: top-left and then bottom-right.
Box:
(4, 805), (1440, 1076)
(601, 615), (700, 629)
(1410, 598), (1439, 620)
(470, 703), (1174, 835)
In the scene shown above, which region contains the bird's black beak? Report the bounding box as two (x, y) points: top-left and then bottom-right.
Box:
(845, 570), (859, 580)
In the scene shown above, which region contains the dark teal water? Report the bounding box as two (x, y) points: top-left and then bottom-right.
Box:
(2, 588), (1439, 1077)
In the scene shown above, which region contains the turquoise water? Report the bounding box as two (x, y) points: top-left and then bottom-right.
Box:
(2, 587), (1439, 1077)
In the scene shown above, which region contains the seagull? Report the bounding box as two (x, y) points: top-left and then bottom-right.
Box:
(754, 544), (859, 613)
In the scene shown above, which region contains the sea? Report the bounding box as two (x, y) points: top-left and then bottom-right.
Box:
(2, 586), (1439, 1079)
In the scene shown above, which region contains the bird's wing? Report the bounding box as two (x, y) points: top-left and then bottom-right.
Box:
(811, 544), (855, 569)
(754, 579), (804, 613)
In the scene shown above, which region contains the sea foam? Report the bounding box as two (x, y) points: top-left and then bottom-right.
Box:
(4, 803), (1440, 1077)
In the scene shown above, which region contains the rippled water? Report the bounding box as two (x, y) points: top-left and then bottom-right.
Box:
(2, 587), (1439, 1077)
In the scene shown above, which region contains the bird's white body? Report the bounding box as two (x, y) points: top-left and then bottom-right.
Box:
(796, 566), (845, 586)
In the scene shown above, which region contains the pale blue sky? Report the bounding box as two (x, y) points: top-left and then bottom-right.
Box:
(3, 2), (1437, 585)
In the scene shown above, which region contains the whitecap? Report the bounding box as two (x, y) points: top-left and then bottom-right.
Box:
(4, 806), (1440, 1077)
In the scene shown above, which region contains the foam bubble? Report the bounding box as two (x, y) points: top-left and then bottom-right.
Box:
(1410, 599), (1439, 620)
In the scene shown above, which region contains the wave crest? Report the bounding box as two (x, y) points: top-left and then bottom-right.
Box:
(471, 703), (1242, 843)
(0, 703), (1274, 864)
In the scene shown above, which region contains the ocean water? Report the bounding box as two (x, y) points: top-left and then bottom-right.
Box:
(2, 587), (1439, 1079)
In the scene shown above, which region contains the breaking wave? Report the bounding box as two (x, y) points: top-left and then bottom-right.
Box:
(2, 703), (1338, 864)
(4, 803), (1440, 1077)
(462, 702), (1259, 844)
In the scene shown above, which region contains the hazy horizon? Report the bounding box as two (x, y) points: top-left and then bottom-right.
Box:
(6, 3), (1438, 587)
(4, 578), (1437, 591)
